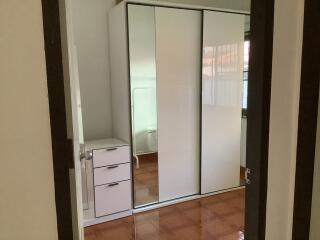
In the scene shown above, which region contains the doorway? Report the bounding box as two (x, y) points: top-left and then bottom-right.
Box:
(41, 0), (275, 239)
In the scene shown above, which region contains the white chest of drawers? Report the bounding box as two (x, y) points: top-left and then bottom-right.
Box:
(83, 138), (132, 226)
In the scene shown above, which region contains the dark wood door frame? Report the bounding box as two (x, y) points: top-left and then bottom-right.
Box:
(245, 0), (275, 239)
(41, 0), (275, 239)
(41, 0), (74, 240)
(292, 0), (320, 239)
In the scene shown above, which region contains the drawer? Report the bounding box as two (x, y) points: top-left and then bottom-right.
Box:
(94, 163), (131, 186)
(94, 180), (131, 217)
(92, 146), (130, 168)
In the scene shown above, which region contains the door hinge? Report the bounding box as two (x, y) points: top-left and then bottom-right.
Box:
(245, 168), (251, 185)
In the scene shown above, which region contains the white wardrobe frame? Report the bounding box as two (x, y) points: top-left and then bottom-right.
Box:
(109, 0), (250, 212)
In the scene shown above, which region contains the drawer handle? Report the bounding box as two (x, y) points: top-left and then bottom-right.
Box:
(106, 147), (117, 151)
(107, 182), (119, 187)
(107, 165), (119, 169)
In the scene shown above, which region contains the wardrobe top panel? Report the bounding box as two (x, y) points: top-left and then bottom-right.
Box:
(123, 0), (250, 15)
(85, 138), (129, 151)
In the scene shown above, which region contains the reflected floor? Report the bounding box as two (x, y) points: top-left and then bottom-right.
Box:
(85, 189), (245, 240)
(134, 153), (159, 206)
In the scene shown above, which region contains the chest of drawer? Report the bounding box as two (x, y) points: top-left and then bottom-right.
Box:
(94, 163), (131, 186)
(92, 146), (130, 168)
(94, 180), (131, 217)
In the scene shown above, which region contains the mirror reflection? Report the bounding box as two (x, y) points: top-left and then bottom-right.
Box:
(128, 5), (159, 207)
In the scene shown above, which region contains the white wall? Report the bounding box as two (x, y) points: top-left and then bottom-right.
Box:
(72, 0), (117, 140)
(0, 1), (58, 240)
(265, 0), (304, 238)
(310, 87), (320, 240)
(240, 118), (247, 167)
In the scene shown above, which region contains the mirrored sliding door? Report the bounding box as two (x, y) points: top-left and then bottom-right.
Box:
(128, 4), (159, 207)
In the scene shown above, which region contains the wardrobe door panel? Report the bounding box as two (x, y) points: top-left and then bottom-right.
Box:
(201, 11), (245, 194)
(156, 7), (201, 202)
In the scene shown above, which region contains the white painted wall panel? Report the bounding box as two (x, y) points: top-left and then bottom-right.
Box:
(109, 2), (132, 143)
(71, 0), (117, 140)
(201, 11), (244, 194)
(156, 7), (201, 201)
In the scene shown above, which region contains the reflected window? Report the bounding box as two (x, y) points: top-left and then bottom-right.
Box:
(203, 43), (241, 107)
(242, 39), (250, 117)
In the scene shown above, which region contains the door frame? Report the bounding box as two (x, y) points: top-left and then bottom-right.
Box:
(292, 0), (320, 239)
(41, 0), (75, 239)
(244, 0), (275, 239)
(41, 0), (275, 240)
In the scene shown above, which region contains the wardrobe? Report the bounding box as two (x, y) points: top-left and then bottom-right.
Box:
(109, 1), (246, 208)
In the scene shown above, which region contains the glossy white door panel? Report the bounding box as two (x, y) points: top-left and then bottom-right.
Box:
(94, 163), (131, 186)
(201, 11), (245, 194)
(156, 7), (201, 201)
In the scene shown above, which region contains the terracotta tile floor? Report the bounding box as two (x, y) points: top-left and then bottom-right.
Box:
(134, 154), (159, 206)
(85, 189), (245, 240)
